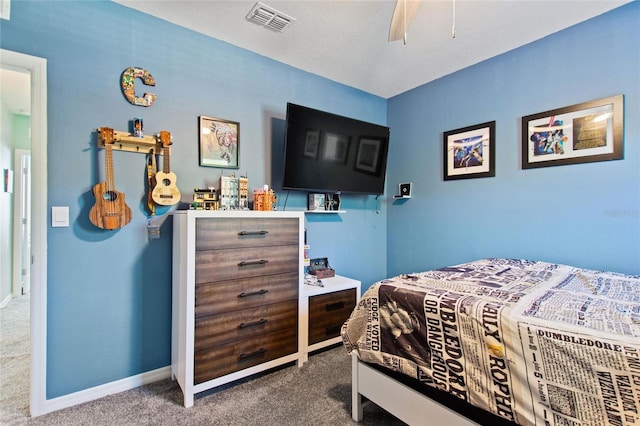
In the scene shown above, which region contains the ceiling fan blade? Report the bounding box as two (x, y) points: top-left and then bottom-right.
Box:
(389, 0), (422, 42)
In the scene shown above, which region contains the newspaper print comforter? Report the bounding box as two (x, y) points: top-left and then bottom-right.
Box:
(341, 258), (640, 426)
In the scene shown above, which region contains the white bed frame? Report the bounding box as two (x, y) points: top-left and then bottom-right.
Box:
(351, 354), (479, 425)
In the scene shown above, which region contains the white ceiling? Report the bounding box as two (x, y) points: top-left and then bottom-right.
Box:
(114, 0), (630, 99)
(1, 0), (629, 116)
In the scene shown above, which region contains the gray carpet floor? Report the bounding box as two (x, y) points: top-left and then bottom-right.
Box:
(1, 293), (30, 423)
(1, 294), (406, 425)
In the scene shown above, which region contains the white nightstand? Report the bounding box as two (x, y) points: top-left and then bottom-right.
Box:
(300, 274), (361, 363)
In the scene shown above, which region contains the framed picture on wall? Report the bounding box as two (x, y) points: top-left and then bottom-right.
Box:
(3, 169), (13, 193)
(521, 95), (624, 169)
(443, 121), (496, 180)
(199, 116), (239, 168)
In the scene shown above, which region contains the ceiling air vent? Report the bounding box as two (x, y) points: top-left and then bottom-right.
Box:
(246, 2), (295, 32)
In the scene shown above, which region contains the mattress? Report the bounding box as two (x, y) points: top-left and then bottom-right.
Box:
(341, 258), (640, 425)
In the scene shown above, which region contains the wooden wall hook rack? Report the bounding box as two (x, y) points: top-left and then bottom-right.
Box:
(98, 127), (170, 153)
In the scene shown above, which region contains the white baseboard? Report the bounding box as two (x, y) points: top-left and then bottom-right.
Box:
(35, 366), (171, 417)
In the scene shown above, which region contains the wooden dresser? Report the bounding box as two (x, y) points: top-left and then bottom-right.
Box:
(171, 210), (304, 407)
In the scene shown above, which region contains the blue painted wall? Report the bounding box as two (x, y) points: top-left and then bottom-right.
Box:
(0, 1), (387, 398)
(1, 0), (637, 402)
(387, 2), (640, 277)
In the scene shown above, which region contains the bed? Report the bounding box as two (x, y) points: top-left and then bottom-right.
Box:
(341, 258), (640, 425)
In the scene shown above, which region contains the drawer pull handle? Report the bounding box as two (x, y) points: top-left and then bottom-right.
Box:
(238, 230), (268, 236)
(326, 301), (346, 311)
(238, 289), (269, 298)
(325, 325), (341, 335)
(238, 259), (268, 267)
(239, 348), (267, 361)
(239, 318), (268, 329)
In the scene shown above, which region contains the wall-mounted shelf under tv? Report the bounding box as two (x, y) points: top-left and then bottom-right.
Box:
(305, 210), (346, 214)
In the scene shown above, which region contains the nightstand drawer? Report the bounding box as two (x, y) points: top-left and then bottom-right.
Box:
(195, 299), (298, 350)
(308, 288), (356, 345)
(195, 244), (298, 283)
(194, 328), (297, 384)
(195, 217), (299, 250)
(195, 271), (298, 317)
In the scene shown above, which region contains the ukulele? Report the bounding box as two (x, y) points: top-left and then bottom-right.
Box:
(151, 131), (181, 206)
(89, 127), (133, 230)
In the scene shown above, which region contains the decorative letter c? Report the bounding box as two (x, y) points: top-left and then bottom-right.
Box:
(121, 67), (157, 107)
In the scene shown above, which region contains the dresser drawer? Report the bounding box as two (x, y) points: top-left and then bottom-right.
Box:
(195, 217), (299, 250)
(195, 299), (297, 350)
(196, 271), (298, 317)
(195, 244), (298, 284)
(308, 288), (357, 345)
(194, 328), (297, 384)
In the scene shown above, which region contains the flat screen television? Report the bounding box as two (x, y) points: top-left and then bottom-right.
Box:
(281, 103), (390, 195)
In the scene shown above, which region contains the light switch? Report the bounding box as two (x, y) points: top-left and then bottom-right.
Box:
(52, 206), (69, 227)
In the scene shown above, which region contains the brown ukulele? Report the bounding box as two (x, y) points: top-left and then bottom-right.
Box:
(151, 131), (181, 206)
(89, 127), (133, 229)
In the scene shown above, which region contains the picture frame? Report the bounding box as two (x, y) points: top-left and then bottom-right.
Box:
(322, 132), (349, 163)
(355, 136), (384, 174)
(199, 115), (239, 168)
(521, 95), (623, 169)
(3, 168), (13, 193)
(443, 121), (496, 180)
(303, 129), (320, 159)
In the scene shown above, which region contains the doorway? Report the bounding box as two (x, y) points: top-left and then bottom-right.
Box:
(0, 49), (47, 417)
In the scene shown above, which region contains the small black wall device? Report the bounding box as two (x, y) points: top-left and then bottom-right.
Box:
(394, 182), (412, 199)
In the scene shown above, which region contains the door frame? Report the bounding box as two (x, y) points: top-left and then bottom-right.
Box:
(1, 49), (48, 417)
